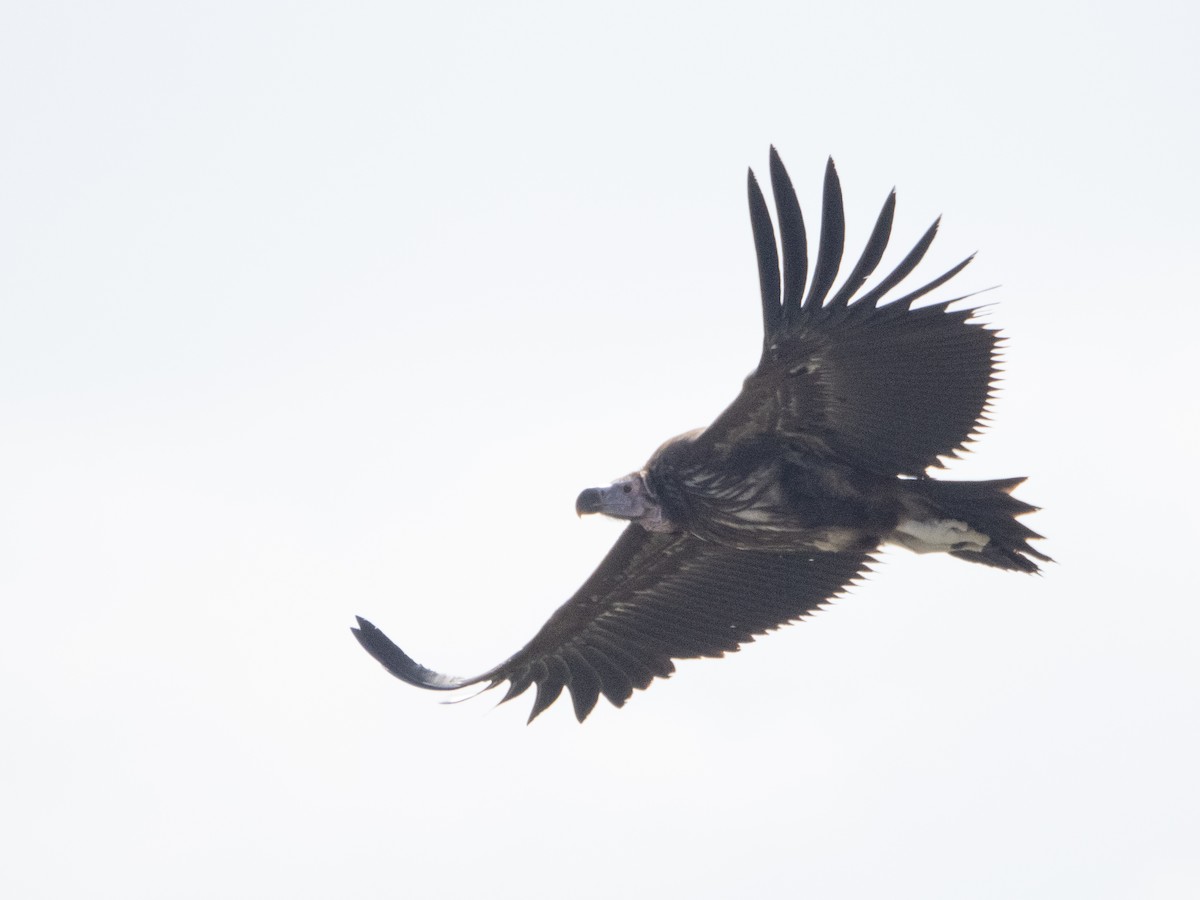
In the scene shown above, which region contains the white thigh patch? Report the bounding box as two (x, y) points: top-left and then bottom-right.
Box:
(888, 517), (989, 554)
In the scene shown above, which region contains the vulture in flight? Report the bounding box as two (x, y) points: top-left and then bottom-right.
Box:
(353, 149), (1048, 722)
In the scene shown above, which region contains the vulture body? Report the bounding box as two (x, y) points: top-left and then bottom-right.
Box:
(353, 149), (1048, 723)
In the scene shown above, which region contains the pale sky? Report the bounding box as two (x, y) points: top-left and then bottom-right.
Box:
(3, 2), (1198, 898)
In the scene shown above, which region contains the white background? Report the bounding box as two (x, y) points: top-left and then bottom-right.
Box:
(3, 2), (1198, 898)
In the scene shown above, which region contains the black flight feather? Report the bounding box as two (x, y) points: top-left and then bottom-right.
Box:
(825, 190), (896, 311)
(802, 158), (845, 311)
(747, 170), (782, 347)
(769, 146), (807, 331)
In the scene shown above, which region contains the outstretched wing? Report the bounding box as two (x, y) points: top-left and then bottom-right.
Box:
(699, 148), (998, 477)
(353, 525), (870, 723)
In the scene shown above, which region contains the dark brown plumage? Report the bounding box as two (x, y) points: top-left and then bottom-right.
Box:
(353, 149), (1048, 722)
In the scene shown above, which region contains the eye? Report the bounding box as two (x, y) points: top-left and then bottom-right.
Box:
(622, 484), (633, 494)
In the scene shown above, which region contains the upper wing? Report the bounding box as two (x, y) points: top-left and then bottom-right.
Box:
(698, 148), (998, 477)
(353, 525), (871, 723)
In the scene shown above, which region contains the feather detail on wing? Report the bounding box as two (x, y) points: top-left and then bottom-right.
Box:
(353, 525), (870, 723)
(702, 148), (997, 477)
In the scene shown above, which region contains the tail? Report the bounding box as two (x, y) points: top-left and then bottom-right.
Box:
(916, 477), (1050, 573)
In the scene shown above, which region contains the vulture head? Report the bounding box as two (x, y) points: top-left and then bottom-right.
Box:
(575, 429), (707, 532)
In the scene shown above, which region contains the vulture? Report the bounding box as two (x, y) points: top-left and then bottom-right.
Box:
(353, 148), (1048, 722)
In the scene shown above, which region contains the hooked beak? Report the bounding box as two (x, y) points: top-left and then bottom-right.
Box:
(575, 487), (606, 516)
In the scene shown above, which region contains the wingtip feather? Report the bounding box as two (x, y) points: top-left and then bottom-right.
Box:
(351, 616), (477, 692)
(802, 156), (845, 310)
